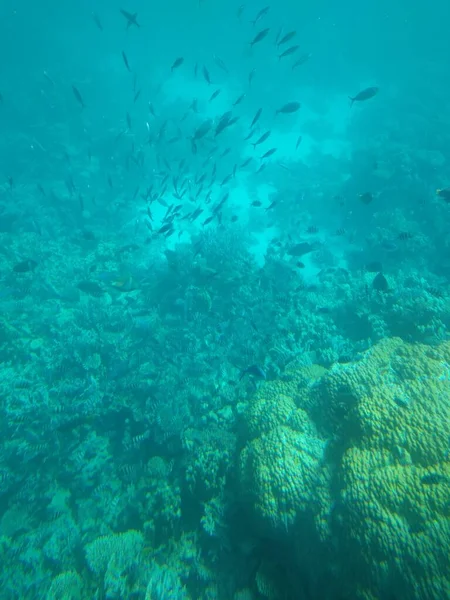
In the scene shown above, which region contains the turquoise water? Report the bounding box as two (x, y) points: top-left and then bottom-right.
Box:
(0, 1), (449, 598)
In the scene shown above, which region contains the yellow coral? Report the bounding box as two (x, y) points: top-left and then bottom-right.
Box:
(240, 337), (450, 598)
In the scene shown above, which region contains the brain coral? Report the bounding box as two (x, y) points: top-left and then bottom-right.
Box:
(323, 337), (450, 599)
(240, 338), (450, 599)
(239, 366), (330, 536)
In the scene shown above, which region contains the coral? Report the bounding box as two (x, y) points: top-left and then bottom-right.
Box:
(46, 571), (82, 600)
(240, 338), (450, 598)
(239, 370), (329, 535)
(85, 530), (144, 576)
(321, 337), (450, 599)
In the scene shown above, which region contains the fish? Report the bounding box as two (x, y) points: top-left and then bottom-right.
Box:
(292, 53), (311, 69)
(241, 157), (253, 168)
(248, 68), (256, 85)
(203, 65), (211, 84)
(252, 131), (270, 148)
(251, 200), (262, 207)
(233, 93), (246, 106)
(250, 28), (270, 47)
(421, 473), (446, 485)
(209, 89), (221, 102)
(287, 242), (314, 257)
(398, 232), (413, 241)
(277, 31), (296, 46)
(278, 45), (299, 60)
(122, 51), (131, 72)
(214, 55), (229, 73)
(215, 112), (232, 136)
(276, 101), (301, 115)
(13, 259), (38, 273)
(295, 135), (303, 149)
(120, 8), (140, 28)
(365, 261), (383, 273)
(250, 108), (262, 128)
(436, 188), (450, 202)
(358, 192), (373, 204)
(372, 272), (389, 292)
(72, 85), (85, 109)
(260, 148), (277, 159)
(77, 281), (104, 296)
(240, 364), (266, 380)
(251, 6), (269, 26)
(193, 119), (213, 140)
(133, 89), (141, 103)
(171, 57), (184, 72)
(349, 86), (379, 106)
(92, 12), (103, 30)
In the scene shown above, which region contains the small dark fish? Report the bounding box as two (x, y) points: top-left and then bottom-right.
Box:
(72, 85), (85, 109)
(358, 192), (373, 204)
(193, 119), (213, 140)
(250, 28), (270, 47)
(295, 135), (303, 150)
(292, 53), (311, 70)
(260, 147), (277, 159)
(365, 261), (383, 273)
(171, 57), (184, 72)
(13, 259), (38, 273)
(287, 242), (314, 257)
(214, 55), (229, 74)
(349, 86), (379, 107)
(251, 200), (262, 207)
(241, 157), (253, 168)
(248, 68), (256, 85)
(278, 45), (299, 60)
(251, 108), (262, 128)
(203, 215), (215, 227)
(251, 6), (269, 26)
(209, 89), (221, 102)
(244, 129), (256, 141)
(126, 112), (132, 130)
(277, 31), (296, 46)
(221, 174), (232, 187)
(265, 199), (277, 211)
(122, 51), (131, 72)
(398, 232), (413, 241)
(203, 65), (211, 84)
(120, 8), (140, 28)
(77, 281), (104, 297)
(296, 261), (305, 268)
(276, 101), (301, 115)
(421, 473), (445, 485)
(240, 364), (266, 380)
(436, 188), (450, 202)
(372, 272), (389, 292)
(92, 12), (103, 30)
(306, 225), (318, 234)
(215, 112), (232, 136)
(133, 89), (141, 103)
(233, 93), (246, 106)
(252, 130), (270, 148)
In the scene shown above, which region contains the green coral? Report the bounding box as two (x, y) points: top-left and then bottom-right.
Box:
(46, 571), (82, 600)
(324, 338), (450, 599)
(85, 529), (143, 575)
(240, 338), (450, 598)
(239, 367), (329, 535)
